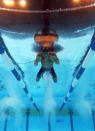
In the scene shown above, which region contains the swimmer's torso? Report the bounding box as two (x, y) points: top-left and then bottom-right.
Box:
(36, 52), (59, 69)
(41, 54), (54, 69)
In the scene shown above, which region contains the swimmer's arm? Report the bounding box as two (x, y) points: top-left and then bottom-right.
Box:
(34, 53), (41, 65)
(54, 56), (59, 64)
(50, 53), (59, 64)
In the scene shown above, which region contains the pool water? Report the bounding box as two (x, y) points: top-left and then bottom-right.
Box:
(0, 31), (95, 131)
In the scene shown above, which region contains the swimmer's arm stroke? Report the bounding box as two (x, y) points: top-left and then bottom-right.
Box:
(34, 53), (41, 66)
(50, 53), (59, 64)
(54, 56), (59, 64)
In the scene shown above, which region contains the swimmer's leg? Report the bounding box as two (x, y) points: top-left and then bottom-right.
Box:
(36, 67), (45, 81)
(50, 67), (57, 82)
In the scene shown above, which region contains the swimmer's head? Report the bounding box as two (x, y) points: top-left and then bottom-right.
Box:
(43, 49), (48, 56)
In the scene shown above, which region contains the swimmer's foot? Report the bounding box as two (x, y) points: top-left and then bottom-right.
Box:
(36, 77), (40, 81)
(53, 77), (57, 83)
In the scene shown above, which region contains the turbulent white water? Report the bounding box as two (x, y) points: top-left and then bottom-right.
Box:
(44, 73), (56, 115)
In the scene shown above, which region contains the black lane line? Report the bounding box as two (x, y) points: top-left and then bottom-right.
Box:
(69, 109), (74, 131)
(4, 110), (9, 131)
(92, 111), (95, 131)
(26, 108), (30, 131)
(48, 112), (52, 131)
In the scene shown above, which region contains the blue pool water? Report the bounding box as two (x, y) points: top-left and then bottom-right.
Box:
(0, 31), (95, 131)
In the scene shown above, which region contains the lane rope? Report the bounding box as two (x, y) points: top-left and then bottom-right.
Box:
(59, 30), (95, 112)
(0, 3), (95, 13)
(0, 35), (40, 114)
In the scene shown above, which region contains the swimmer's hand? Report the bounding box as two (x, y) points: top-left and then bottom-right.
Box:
(34, 61), (38, 66)
(55, 59), (59, 64)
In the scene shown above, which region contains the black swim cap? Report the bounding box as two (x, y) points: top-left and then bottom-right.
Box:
(43, 48), (48, 52)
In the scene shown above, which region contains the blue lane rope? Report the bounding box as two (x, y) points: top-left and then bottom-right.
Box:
(59, 30), (95, 112)
(0, 36), (24, 78)
(0, 35), (40, 114)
